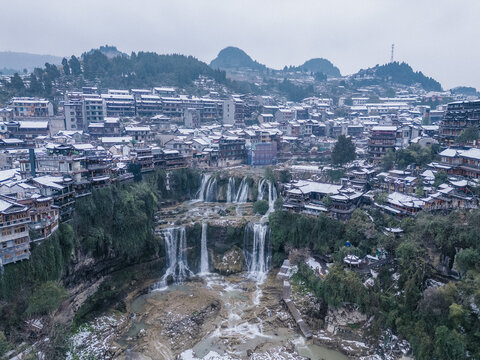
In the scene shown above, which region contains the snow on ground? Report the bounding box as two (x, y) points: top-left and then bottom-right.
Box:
(66, 315), (125, 360)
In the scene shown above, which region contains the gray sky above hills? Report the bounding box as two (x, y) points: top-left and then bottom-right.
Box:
(1, 0), (478, 89)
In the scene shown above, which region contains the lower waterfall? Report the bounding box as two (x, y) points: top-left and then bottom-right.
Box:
(244, 223), (271, 283)
(155, 226), (191, 289)
(199, 221), (209, 275)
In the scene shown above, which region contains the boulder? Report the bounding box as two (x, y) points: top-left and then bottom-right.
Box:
(213, 246), (245, 275)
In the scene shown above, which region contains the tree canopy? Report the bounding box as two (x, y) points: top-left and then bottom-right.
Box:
(331, 135), (356, 165)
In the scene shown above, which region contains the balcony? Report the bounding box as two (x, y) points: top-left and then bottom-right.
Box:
(0, 217), (30, 229)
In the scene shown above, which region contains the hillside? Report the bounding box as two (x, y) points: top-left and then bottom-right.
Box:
(354, 61), (442, 91)
(0, 51), (62, 72)
(210, 46), (266, 71)
(296, 58), (341, 77)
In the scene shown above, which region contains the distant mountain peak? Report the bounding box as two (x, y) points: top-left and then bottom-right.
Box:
(0, 51), (62, 73)
(210, 46), (266, 71)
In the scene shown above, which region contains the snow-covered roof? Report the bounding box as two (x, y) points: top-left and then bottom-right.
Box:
(387, 192), (424, 208)
(288, 180), (342, 196)
(19, 121), (48, 129)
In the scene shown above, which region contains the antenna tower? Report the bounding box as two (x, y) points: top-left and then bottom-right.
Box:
(390, 43), (395, 63)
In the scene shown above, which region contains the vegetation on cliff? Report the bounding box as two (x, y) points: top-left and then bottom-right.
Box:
(0, 168), (201, 346)
(273, 208), (480, 359)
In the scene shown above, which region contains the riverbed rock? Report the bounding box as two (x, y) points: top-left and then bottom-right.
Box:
(213, 245), (245, 275)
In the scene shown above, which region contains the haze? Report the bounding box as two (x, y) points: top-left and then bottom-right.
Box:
(1, 0), (478, 89)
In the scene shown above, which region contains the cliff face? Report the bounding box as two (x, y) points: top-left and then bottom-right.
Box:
(186, 221), (246, 274)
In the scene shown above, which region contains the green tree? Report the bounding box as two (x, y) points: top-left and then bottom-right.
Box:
(253, 200), (269, 215)
(62, 57), (70, 75)
(278, 170), (291, 183)
(331, 135), (356, 165)
(68, 55), (82, 75)
(381, 149), (396, 171)
(9, 73), (25, 93)
(434, 171), (449, 187)
(434, 326), (466, 360)
(0, 331), (11, 357)
(25, 281), (68, 317)
(456, 126), (479, 144)
(128, 162), (143, 182)
(455, 248), (480, 275)
(416, 178), (425, 197)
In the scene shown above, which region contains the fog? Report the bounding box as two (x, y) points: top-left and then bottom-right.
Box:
(1, 0), (478, 89)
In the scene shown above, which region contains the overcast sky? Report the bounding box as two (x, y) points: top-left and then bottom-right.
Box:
(1, 0), (478, 90)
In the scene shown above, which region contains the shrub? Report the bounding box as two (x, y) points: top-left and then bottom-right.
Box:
(253, 200), (269, 215)
(24, 281), (68, 317)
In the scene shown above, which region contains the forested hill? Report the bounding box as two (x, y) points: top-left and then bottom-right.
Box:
(77, 51), (227, 88)
(293, 58), (341, 77)
(210, 46), (267, 71)
(0, 50), (231, 103)
(354, 61), (442, 91)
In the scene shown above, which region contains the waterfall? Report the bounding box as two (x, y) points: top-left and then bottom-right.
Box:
(226, 177), (235, 203)
(267, 180), (277, 214)
(235, 177), (249, 203)
(244, 223), (271, 283)
(196, 174), (211, 201)
(205, 177), (217, 202)
(199, 222), (209, 275)
(257, 179), (266, 201)
(155, 227), (191, 289)
(196, 174), (217, 202)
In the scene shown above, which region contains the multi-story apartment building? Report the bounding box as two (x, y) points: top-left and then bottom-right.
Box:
(247, 142), (277, 166)
(102, 92), (135, 117)
(31, 176), (75, 222)
(64, 101), (85, 130)
(161, 97), (183, 117)
(435, 147), (480, 178)
(440, 100), (480, 143)
(10, 98), (53, 118)
(184, 108), (201, 128)
(218, 137), (247, 167)
(223, 98), (245, 126)
(18, 196), (59, 241)
(83, 97), (105, 125)
(275, 109), (295, 124)
(0, 196), (31, 266)
(153, 87), (176, 97)
(125, 126), (151, 142)
(368, 126), (397, 163)
(136, 95), (163, 117)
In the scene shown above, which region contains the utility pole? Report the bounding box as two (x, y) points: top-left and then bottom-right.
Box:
(390, 43), (395, 63)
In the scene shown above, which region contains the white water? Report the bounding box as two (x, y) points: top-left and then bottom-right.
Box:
(196, 174), (217, 202)
(205, 177), (217, 202)
(267, 180), (277, 215)
(234, 177), (249, 204)
(199, 222), (209, 275)
(257, 178), (266, 201)
(226, 177), (235, 203)
(196, 174), (211, 201)
(155, 227), (191, 289)
(245, 223), (271, 283)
